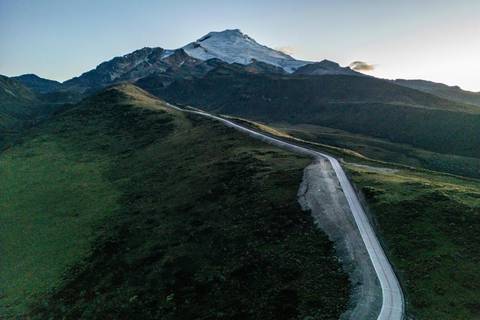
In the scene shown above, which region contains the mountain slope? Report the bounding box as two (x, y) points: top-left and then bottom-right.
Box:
(395, 79), (480, 107)
(13, 74), (62, 94)
(63, 48), (205, 92)
(153, 68), (480, 159)
(347, 163), (480, 320)
(0, 75), (40, 140)
(1, 84), (350, 319)
(61, 29), (361, 93)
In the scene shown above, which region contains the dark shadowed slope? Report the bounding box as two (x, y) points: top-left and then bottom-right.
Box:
(395, 79), (480, 107)
(0, 75), (41, 148)
(230, 118), (480, 319)
(0, 75), (39, 128)
(13, 74), (62, 94)
(1, 84), (349, 319)
(152, 67), (480, 159)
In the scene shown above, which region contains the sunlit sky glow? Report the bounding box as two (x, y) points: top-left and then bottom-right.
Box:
(1, 0), (479, 91)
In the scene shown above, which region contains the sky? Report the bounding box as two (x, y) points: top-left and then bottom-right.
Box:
(1, 0), (479, 91)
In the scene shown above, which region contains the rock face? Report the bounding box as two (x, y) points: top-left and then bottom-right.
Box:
(63, 47), (195, 92)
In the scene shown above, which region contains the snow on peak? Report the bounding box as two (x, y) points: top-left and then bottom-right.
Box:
(182, 29), (309, 73)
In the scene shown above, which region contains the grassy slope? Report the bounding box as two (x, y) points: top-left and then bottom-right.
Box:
(156, 70), (480, 159)
(346, 165), (480, 320)
(0, 75), (75, 151)
(394, 79), (480, 107)
(225, 118), (480, 319)
(271, 123), (480, 179)
(0, 136), (120, 315)
(1, 84), (349, 319)
(0, 75), (38, 129)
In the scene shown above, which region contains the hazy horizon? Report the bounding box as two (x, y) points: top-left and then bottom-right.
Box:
(1, 0), (479, 91)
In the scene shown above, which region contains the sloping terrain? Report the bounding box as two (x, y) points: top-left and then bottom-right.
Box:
(347, 164), (480, 320)
(236, 120), (480, 319)
(62, 48), (207, 93)
(13, 74), (62, 94)
(0, 75), (39, 129)
(153, 67), (480, 159)
(0, 84), (349, 319)
(0, 75), (42, 149)
(0, 75), (78, 151)
(270, 123), (480, 179)
(395, 79), (480, 107)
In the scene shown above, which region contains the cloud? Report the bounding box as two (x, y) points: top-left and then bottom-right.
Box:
(349, 61), (376, 71)
(275, 46), (297, 56)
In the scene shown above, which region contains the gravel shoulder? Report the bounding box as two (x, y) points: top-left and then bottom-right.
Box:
(298, 159), (382, 320)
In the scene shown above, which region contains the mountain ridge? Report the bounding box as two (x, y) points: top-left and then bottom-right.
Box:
(60, 29), (357, 92)
(394, 79), (480, 107)
(13, 74), (62, 94)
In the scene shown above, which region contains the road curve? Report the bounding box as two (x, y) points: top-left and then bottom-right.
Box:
(166, 103), (405, 320)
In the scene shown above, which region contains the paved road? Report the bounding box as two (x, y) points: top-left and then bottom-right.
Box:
(167, 103), (404, 320)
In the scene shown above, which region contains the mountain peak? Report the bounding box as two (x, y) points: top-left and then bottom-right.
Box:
(13, 73), (62, 94)
(318, 59), (341, 68)
(182, 29), (309, 72)
(293, 60), (363, 77)
(199, 29), (244, 39)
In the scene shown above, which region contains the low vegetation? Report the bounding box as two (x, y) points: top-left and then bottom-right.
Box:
(154, 69), (480, 159)
(230, 118), (480, 320)
(346, 165), (480, 320)
(1, 85), (350, 319)
(272, 123), (480, 179)
(0, 75), (74, 151)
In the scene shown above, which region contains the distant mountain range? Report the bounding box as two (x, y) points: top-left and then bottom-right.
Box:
(8, 29), (478, 108)
(394, 79), (480, 107)
(13, 29), (363, 94)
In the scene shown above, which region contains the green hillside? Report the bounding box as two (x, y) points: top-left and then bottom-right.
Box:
(347, 164), (480, 319)
(232, 119), (480, 320)
(270, 123), (480, 179)
(395, 79), (480, 107)
(229, 119), (480, 320)
(0, 84), (349, 319)
(0, 75), (39, 130)
(153, 68), (480, 159)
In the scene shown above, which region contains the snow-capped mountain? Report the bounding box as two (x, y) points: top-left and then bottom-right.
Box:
(63, 48), (200, 91)
(182, 29), (309, 73)
(63, 29), (360, 92)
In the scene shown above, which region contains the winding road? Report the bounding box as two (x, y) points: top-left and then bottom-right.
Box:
(166, 103), (405, 320)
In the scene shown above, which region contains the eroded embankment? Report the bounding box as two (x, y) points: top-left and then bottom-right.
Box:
(298, 158), (382, 320)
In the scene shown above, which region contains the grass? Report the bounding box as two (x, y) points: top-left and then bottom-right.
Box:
(157, 71), (480, 159)
(1, 85), (350, 319)
(270, 123), (480, 179)
(224, 116), (480, 319)
(0, 137), (120, 317)
(345, 164), (480, 320)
